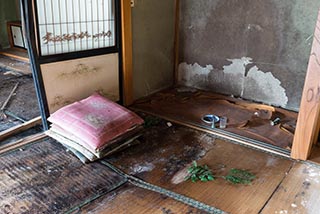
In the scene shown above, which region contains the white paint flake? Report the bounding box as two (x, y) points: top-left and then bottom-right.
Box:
(244, 66), (288, 107)
(223, 57), (252, 75)
(178, 62), (213, 86)
(178, 57), (289, 107)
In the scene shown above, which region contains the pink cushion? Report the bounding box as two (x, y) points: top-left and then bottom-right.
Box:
(48, 93), (144, 150)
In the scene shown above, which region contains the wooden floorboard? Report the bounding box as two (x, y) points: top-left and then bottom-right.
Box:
(106, 118), (293, 214)
(0, 48), (29, 63)
(0, 55), (31, 74)
(261, 162), (320, 214)
(0, 138), (126, 213)
(79, 183), (209, 214)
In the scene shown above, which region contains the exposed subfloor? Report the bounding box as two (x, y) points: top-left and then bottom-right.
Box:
(0, 64), (39, 133)
(1, 113), (320, 213)
(131, 87), (298, 151)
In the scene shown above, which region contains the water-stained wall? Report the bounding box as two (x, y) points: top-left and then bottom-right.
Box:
(178, 0), (320, 111)
(0, 0), (20, 49)
(132, 0), (175, 99)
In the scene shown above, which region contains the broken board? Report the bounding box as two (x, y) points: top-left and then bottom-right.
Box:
(132, 88), (297, 150)
(0, 138), (126, 213)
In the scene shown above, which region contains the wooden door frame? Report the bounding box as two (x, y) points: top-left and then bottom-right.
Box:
(121, 0), (133, 106)
(291, 10), (320, 160)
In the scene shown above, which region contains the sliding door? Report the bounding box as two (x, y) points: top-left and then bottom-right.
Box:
(21, 0), (122, 129)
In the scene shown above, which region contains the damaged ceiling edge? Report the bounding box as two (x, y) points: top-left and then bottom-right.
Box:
(178, 57), (289, 108)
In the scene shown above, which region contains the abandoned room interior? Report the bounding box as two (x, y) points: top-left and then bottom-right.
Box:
(1, 0), (320, 213)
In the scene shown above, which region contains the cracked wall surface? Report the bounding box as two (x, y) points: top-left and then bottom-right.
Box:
(178, 0), (320, 110)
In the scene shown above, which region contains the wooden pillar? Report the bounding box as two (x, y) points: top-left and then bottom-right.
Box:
(173, 0), (180, 85)
(291, 10), (320, 160)
(121, 0), (133, 106)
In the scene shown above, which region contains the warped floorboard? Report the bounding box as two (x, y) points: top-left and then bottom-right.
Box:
(105, 118), (293, 214)
(0, 138), (126, 214)
(132, 88), (297, 150)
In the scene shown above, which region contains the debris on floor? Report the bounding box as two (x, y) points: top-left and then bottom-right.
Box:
(0, 82), (19, 121)
(0, 67), (39, 132)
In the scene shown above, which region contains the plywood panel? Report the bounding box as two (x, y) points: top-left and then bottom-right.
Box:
(106, 119), (293, 214)
(41, 53), (119, 113)
(291, 10), (320, 160)
(261, 162), (320, 214)
(79, 184), (208, 214)
(0, 138), (126, 213)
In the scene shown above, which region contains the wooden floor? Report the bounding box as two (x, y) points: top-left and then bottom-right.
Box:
(79, 183), (208, 214)
(106, 117), (293, 214)
(0, 50), (31, 74)
(0, 48), (29, 63)
(1, 108), (320, 213)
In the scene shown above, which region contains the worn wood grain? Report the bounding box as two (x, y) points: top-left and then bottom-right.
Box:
(0, 132), (46, 155)
(79, 183), (208, 214)
(106, 119), (293, 214)
(121, 0), (134, 106)
(291, 10), (320, 160)
(0, 116), (41, 142)
(261, 162), (320, 214)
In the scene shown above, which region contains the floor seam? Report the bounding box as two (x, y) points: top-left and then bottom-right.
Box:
(258, 162), (295, 213)
(100, 160), (228, 214)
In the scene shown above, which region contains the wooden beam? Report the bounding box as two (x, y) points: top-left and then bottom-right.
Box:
(0, 116), (42, 142)
(291, 10), (320, 160)
(121, 0), (133, 106)
(0, 48), (29, 63)
(173, 0), (180, 85)
(0, 132), (46, 155)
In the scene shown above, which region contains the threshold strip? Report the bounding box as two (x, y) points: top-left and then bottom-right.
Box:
(132, 109), (292, 159)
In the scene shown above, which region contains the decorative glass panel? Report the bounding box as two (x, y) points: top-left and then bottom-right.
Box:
(36, 0), (115, 56)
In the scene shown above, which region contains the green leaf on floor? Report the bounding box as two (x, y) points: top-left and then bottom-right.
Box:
(185, 161), (215, 183)
(223, 168), (255, 185)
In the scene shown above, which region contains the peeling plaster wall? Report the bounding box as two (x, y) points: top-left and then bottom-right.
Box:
(132, 0), (175, 99)
(178, 0), (320, 110)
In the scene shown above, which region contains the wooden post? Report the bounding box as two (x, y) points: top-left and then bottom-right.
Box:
(173, 0), (180, 85)
(121, 0), (134, 106)
(291, 10), (320, 160)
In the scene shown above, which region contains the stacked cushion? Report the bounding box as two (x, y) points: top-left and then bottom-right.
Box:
(46, 93), (144, 162)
